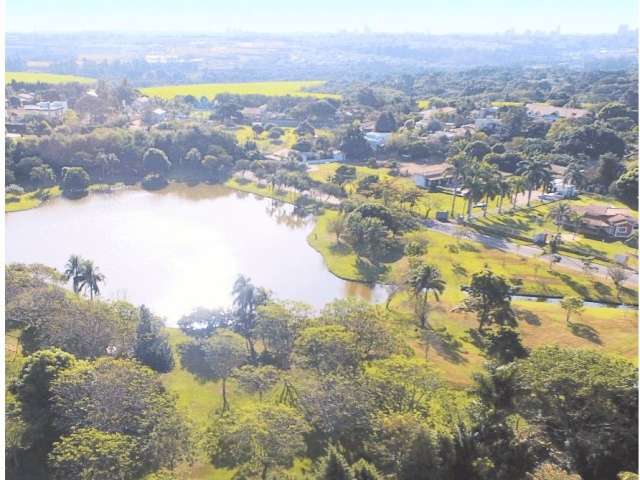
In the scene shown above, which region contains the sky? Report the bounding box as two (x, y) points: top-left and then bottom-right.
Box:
(6, 0), (639, 34)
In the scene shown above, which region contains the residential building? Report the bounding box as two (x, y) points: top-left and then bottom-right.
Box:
(403, 162), (455, 189)
(364, 131), (392, 150)
(571, 205), (637, 239)
(19, 101), (68, 120)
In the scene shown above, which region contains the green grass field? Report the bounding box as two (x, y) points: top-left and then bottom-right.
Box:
(5, 187), (62, 213)
(5, 72), (95, 84)
(491, 101), (525, 107)
(417, 99), (430, 109)
(141, 80), (340, 100)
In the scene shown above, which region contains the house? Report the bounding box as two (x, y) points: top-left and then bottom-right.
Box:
(364, 131), (392, 150)
(571, 205), (637, 239)
(240, 104), (268, 122)
(150, 108), (167, 123)
(20, 101), (68, 120)
(525, 103), (590, 122)
(550, 179), (577, 198)
(402, 162), (455, 189)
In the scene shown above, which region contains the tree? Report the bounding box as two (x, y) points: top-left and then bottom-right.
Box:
(320, 298), (398, 361)
(231, 275), (269, 361)
(612, 167), (639, 208)
(597, 152), (624, 189)
(78, 259), (105, 300)
(178, 307), (229, 338)
(10, 348), (77, 457)
(514, 346), (638, 480)
(315, 446), (355, 480)
(30, 165), (56, 190)
(527, 463), (581, 480)
(134, 305), (174, 373)
(255, 301), (310, 369)
(375, 111), (397, 132)
(300, 374), (375, 452)
(201, 146), (233, 182)
(352, 459), (383, 480)
(143, 148), (171, 175)
(484, 327), (528, 364)
(180, 330), (247, 411)
(547, 202), (573, 233)
(61, 166), (90, 196)
(294, 325), (360, 374)
(563, 160), (586, 189)
(517, 156), (552, 206)
(407, 263), (445, 329)
(340, 124), (373, 161)
(366, 356), (440, 414)
(465, 141), (491, 160)
(607, 266), (628, 302)
(446, 153), (468, 216)
(345, 212), (395, 261)
(63, 254), (84, 294)
(183, 147), (202, 169)
(461, 267), (516, 333)
(560, 296), (584, 325)
(328, 214), (347, 243)
(208, 404), (309, 480)
(232, 365), (281, 401)
(48, 428), (138, 480)
(51, 358), (191, 472)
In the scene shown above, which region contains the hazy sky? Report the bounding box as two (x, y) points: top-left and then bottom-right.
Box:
(6, 0), (638, 34)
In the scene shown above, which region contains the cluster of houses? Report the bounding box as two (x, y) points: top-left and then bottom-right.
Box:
(6, 100), (69, 122)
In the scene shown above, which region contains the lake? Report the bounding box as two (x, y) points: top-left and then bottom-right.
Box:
(5, 184), (386, 325)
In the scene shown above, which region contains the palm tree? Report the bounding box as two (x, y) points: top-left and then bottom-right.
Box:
(446, 154), (468, 217)
(547, 202), (573, 233)
(563, 160), (586, 189)
(461, 162), (486, 219)
(508, 175), (526, 210)
(63, 254), (84, 294)
(78, 260), (105, 300)
(497, 177), (512, 214)
(516, 156), (552, 206)
(479, 165), (501, 217)
(232, 275), (269, 360)
(408, 263), (446, 329)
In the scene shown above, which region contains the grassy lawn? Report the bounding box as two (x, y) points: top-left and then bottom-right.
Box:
(417, 99), (430, 109)
(5, 186), (62, 212)
(5, 71), (95, 84)
(233, 125), (299, 152)
(474, 194), (638, 266)
(141, 80), (340, 100)
(309, 210), (637, 305)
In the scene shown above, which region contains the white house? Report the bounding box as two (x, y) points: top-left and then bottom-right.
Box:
(364, 132), (392, 150)
(551, 179), (577, 198)
(21, 101), (68, 120)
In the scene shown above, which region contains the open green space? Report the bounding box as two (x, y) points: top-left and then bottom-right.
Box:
(141, 80), (340, 100)
(5, 71), (95, 84)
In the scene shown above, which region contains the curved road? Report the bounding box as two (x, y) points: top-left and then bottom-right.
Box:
(422, 219), (638, 289)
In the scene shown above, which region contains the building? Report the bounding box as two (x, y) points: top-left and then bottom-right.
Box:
(571, 205), (637, 239)
(19, 101), (68, 120)
(402, 162), (455, 189)
(240, 104), (268, 122)
(364, 131), (392, 150)
(550, 179), (577, 198)
(525, 103), (590, 122)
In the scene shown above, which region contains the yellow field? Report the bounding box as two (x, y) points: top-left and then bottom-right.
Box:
(141, 80), (340, 100)
(5, 72), (95, 84)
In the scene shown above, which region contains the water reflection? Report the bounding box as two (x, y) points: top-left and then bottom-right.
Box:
(6, 184), (386, 325)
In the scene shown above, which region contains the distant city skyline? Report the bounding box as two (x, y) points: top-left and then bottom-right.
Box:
(7, 0), (639, 34)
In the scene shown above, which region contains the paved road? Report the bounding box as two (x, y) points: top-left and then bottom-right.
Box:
(422, 219), (638, 288)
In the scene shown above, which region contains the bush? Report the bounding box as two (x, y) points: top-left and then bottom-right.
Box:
(142, 174), (168, 191)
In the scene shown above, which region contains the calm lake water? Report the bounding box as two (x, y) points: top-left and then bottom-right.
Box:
(5, 184), (386, 325)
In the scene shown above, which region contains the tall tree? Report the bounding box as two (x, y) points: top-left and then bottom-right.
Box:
(231, 275), (269, 361)
(134, 305), (174, 373)
(407, 263), (446, 329)
(517, 156), (552, 206)
(78, 259), (105, 300)
(63, 254), (84, 294)
(461, 267), (516, 333)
